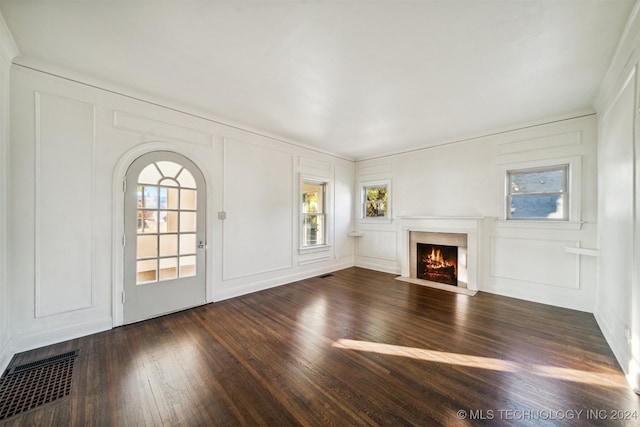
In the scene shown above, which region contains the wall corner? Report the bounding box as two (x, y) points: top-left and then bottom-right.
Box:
(0, 11), (19, 65)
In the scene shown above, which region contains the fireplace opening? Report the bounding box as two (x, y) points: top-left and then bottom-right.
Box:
(417, 243), (458, 286)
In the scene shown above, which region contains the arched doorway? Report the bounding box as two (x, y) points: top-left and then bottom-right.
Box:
(124, 151), (206, 323)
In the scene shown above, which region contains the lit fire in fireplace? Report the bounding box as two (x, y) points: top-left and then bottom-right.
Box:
(417, 243), (458, 286)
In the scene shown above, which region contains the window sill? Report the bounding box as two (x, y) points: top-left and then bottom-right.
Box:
(299, 244), (332, 255)
(497, 220), (584, 230)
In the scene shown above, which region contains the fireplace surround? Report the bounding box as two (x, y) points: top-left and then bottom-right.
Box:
(397, 217), (491, 295)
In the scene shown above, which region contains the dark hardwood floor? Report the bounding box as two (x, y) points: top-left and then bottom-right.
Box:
(1, 267), (639, 426)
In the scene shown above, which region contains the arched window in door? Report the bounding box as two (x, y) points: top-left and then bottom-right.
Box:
(136, 161), (198, 284)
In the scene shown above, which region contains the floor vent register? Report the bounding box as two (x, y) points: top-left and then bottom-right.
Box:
(0, 350), (79, 420)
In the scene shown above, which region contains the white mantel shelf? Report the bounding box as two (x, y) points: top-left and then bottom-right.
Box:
(398, 216), (487, 220)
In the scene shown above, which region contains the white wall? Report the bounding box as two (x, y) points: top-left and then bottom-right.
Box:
(0, 12), (18, 373)
(8, 64), (354, 353)
(594, 1), (640, 393)
(355, 113), (599, 312)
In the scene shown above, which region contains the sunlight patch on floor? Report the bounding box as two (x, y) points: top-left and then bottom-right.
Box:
(331, 339), (626, 388)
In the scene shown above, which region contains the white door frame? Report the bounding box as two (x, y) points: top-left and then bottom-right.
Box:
(112, 141), (214, 327)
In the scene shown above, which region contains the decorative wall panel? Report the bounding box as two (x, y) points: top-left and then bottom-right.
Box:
(497, 131), (582, 155)
(490, 236), (578, 289)
(35, 92), (95, 316)
(358, 230), (397, 261)
(113, 111), (212, 147)
(223, 138), (293, 280)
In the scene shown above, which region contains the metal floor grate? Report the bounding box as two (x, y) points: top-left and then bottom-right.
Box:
(0, 350), (78, 420)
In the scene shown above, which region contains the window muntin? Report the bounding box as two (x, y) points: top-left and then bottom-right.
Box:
(363, 184), (388, 218)
(507, 164), (568, 220)
(302, 181), (326, 247)
(136, 161), (198, 284)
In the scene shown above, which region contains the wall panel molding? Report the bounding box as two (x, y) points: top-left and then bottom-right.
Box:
(35, 91), (96, 317)
(358, 163), (392, 178)
(357, 230), (397, 261)
(113, 110), (212, 147)
(497, 131), (581, 155)
(299, 156), (331, 174)
(490, 236), (579, 289)
(222, 138), (294, 280)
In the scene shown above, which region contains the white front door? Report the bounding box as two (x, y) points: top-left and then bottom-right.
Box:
(124, 151), (206, 324)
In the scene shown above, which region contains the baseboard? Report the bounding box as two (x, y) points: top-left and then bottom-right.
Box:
(213, 261), (355, 302)
(479, 281), (593, 313)
(12, 317), (113, 354)
(628, 357), (640, 394)
(354, 259), (400, 275)
(594, 309), (636, 389)
(0, 336), (14, 373)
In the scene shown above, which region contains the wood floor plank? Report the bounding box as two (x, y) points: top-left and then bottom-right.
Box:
(1, 267), (638, 426)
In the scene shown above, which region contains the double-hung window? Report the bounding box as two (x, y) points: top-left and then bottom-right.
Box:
(362, 182), (389, 219)
(507, 164), (568, 220)
(301, 180), (326, 247)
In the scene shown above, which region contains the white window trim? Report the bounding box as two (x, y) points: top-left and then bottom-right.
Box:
(359, 179), (392, 224)
(299, 174), (332, 253)
(497, 156), (583, 229)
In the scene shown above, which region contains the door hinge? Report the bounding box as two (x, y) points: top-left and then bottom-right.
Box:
(122, 291), (126, 304)
(122, 234), (126, 247)
(123, 179), (127, 192)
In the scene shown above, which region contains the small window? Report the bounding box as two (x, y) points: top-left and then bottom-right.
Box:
(301, 181), (326, 247)
(363, 184), (389, 218)
(507, 164), (568, 220)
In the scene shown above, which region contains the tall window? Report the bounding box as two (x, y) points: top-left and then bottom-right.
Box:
(363, 184), (389, 218)
(507, 164), (568, 220)
(301, 181), (326, 247)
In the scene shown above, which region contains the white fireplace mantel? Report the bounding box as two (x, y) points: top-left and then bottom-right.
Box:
(398, 216), (493, 291)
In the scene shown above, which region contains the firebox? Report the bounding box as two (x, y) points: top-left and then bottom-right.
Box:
(416, 243), (458, 286)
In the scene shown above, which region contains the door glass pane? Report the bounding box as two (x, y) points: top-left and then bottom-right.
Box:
(138, 164), (162, 185)
(181, 189), (197, 210)
(180, 212), (196, 232)
(180, 256), (196, 278)
(160, 234), (178, 257)
(137, 259), (157, 284)
(137, 235), (157, 258)
(177, 169), (196, 188)
(180, 234), (196, 255)
(159, 187), (179, 209)
(159, 211), (178, 233)
(139, 186), (159, 209)
(138, 210), (158, 233)
(157, 161), (182, 178)
(159, 257), (178, 281)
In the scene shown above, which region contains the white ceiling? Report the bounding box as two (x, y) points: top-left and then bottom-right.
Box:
(0, 0), (635, 160)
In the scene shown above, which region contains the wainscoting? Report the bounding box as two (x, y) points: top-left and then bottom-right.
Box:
(1, 268), (636, 426)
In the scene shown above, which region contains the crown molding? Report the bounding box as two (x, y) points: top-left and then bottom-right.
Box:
(0, 11), (18, 65)
(11, 57), (354, 163)
(594, 0), (640, 112)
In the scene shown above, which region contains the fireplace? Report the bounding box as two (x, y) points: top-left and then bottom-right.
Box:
(397, 216), (490, 295)
(417, 243), (458, 286)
